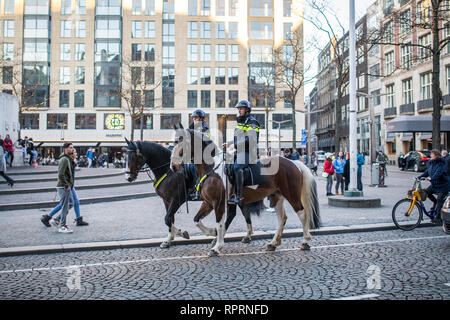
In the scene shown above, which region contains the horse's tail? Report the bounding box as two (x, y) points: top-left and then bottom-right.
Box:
(294, 161), (321, 229)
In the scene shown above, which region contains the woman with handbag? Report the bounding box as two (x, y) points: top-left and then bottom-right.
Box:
(324, 156), (335, 196)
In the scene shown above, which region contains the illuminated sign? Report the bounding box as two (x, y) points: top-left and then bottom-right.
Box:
(104, 113), (125, 130)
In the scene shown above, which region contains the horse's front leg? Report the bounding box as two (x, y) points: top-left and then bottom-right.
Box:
(160, 200), (189, 249)
(209, 201), (226, 257)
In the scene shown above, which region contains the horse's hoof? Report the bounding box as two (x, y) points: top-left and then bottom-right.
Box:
(266, 244), (277, 251)
(301, 243), (311, 251)
(208, 249), (220, 257)
(241, 236), (251, 244)
(160, 241), (171, 249)
(211, 238), (217, 246)
(182, 231), (190, 239)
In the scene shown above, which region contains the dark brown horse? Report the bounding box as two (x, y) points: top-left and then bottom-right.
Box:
(171, 129), (321, 252)
(125, 138), (225, 256)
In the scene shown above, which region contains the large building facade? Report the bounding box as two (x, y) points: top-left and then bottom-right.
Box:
(0, 0), (305, 156)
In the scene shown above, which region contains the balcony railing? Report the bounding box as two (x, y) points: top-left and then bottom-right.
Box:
(417, 99), (433, 113)
(384, 107), (397, 118)
(400, 103), (415, 115)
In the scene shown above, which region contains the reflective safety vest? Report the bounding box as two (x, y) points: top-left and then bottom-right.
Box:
(234, 114), (260, 165)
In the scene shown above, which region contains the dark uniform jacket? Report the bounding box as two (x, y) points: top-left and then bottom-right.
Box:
(234, 114), (260, 166)
(189, 121), (210, 138)
(419, 158), (450, 193)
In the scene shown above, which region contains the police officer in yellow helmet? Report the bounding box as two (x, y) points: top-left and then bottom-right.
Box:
(227, 100), (261, 206)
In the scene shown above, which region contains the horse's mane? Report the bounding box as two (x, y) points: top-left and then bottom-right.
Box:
(139, 141), (172, 160)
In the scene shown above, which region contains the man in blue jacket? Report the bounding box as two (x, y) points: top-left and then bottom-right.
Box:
(419, 150), (450, 223)
(333, 152), (346, 195)
(357, 151), (365, 191)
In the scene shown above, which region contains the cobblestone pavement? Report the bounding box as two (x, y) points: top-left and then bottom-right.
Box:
(0, 165), (441, 248)
(0, 228), (448, 300)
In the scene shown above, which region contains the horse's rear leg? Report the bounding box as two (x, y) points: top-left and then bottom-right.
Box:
(241, 207), (253, 244)
(266, 196), (287, 251)
(297, 210), (312, 251)
(161, 201), (188, 249)
(209, 201), (226, 257)
(194, 202), (216, 237)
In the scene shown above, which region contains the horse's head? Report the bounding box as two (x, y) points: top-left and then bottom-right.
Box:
(125, 138), (146, 183)
(171, 124), (218, 172)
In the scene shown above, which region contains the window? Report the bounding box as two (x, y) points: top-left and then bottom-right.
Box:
(447, 66), (450, 94)
(59, 90), (70, 108)
(162, 22), (175, 42)
(47, 114), (68, 129)
(215, 67), (225, 84)
(2, 67), (13, 84)
(215, 44), (226, 61)
(161, 114), (181, 129)
(132, 0), (142, 15)
(201, 67), (211, 84)
(229, 90), (238, 107)
(4, 0), (15, 14)
(74, 90), (84, 107)
(60, 67), (70, 84)
(3, 20), (15, 38)
(283, 0), (292, 16)
(132, 21), (142, 38)
(216, 22), (226, 39)
(284, 23), (292, 40)
(250, 0), (272, 17)
(95, 18), (121, 39)
(284, 91), (292, 108)
(188, 44), (198, 61)
(20, 114), (39, 130)
(75, 21), (86, 37)
(383, 20), (394, 43)
(216, 0), (225, 15)
(60, 44), (71, 61)
(60, 20), (71, 38)
(188, 90), (197, 108)
(358, 96), (366, 111)
(23, 42), (49, 62)
(228, 67), (238, 84)
(371, 89), (381, 106)
(25, 0), (49, 14)
(250, 21), (273, 39)
(420, 72), (432, 100)
(229, 0), (238, 16)
(399, 9), (411, 35)
(228, 45), (239, 62)
(76, 0), (86, 14)
(201, 90), (211, 108)
(369, 64), (380, 82)
(131, 67), (142, 84)
(3, 43), (14, 61)
(134, 115), (153, 129)
(188, 22), (198, 39)
(188, 0), (197, 15)
(145, 67), (154, 84)
(386, 84), (395, 108)
(132, 44), (142, 61)
(144, 44), (155, 61)
(187, 67), (198, 85)
(200, 44), (211, 61)
(24, 17), (49, 38)
(216, 90), (225, 108)
(200, 22), (211, 38)
(272, 114), (293, 129)
(144, 21), (155, 38)
(284, 45), (293, 62)
(358, 75), (365, 89)
(228, 22), (238, 39)
(75, 66), (85, 84)
(144, 90), (154, 108)
(76, 114), (96, 129)
(402, 78), (413, 105)
(249, 45), (273, 63)
(162, 46), (175, 64)
(401, 44), (412, 69)
(61, 0), (71, 14)
(200, 0), (210, 15)
(96, 0), (121, 15)
(418, 33), (431, 59)
(75, 44), (85, 61)
(385, 51), (394, 75)
(145, 0), (155, 15)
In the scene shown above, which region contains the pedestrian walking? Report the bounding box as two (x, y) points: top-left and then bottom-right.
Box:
(292, 148), (300, 160)
(357, 151), (365, 191)
(86, 148), (94, 168)
(310, 151), (318, 176)
(42, 142), (75, 233)
(3, 134), (14, 167)
(333, 152), (346, 195)
(441, 150), (450, 176)
(343, 152), (350, 191)
(0, 139), (14, 187)
(324, 156), (335, 196)
(41, 148), (89, 228)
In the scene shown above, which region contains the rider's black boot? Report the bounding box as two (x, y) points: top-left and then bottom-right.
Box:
(228, 169), (244, 206)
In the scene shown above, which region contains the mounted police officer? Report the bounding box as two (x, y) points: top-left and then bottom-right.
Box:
(226, 100), (260, 206)
(187, 109), (210, 200)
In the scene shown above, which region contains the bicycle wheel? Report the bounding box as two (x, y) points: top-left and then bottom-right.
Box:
(392, 198), (423, 231)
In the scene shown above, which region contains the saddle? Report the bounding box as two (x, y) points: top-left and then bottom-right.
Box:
(225, 161), (267, 187)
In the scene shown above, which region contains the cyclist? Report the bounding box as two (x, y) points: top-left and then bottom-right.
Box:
(418, 149), (450, 224)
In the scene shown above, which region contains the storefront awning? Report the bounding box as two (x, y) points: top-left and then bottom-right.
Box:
(387, 115), (450, 132)
(420, 133), (432, 140)
(401, 133), (413, 142)
(385, 132), (396, 143)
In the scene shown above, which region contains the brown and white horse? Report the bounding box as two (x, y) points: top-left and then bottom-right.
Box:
(171, 128), (321, 252)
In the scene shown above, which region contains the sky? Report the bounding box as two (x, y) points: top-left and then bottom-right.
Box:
(303, 0), (376, 97)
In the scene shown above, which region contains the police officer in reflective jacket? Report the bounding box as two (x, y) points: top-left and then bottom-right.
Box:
(227, 100), (261, 206)
(188, 109), (210, 200)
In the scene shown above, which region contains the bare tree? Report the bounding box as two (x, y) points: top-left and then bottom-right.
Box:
(366, 0), (450, 150)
